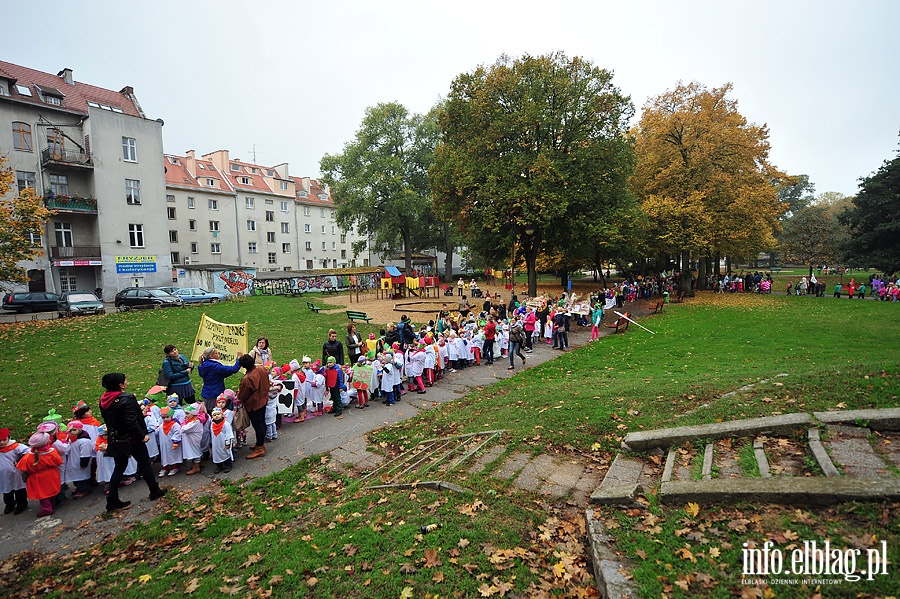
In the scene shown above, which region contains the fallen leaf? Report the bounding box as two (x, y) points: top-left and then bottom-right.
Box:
(185, 578), (200, 594)
(138, 574), (152, 584)
(399, 587), (414, 599)
(432, 571), (445, 583)
(685, 502), (700, 517)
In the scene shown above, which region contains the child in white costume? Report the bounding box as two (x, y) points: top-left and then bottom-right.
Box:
(166, 395), (185, 423)
(142, 403), (160, 461)
(0, 428), (29, 514)
(157, 407), (183, 476)
(447, 332), (460, 372)
(209, 408), (235, 474)
(63, 421), (94, 499)
(215, 394), (234, 426)
(379, 353), (396, 405)
(265, 380), (281, 440)
(180, 403), (204, 475)
(95, 425), (138, 491)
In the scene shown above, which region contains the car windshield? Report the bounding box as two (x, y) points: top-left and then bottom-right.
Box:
(68, 294), (99, 303)
(148, 289), (174, 298)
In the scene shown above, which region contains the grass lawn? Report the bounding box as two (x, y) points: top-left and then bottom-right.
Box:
(1, 293), (898, 598)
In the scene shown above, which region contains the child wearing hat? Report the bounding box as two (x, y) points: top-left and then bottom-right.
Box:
(72, 401), (102, 443)
(210, 408), (235, 474)
(142, 402), (161, 462)
(0, 428), (29, 514)
(379, 352), (396, 405)
(180, 403), (204, 475)
(64, 421), (95, 499)
(166, 395), (185, 423)
(94, 425), (138, 494)
(265, 380), (281, 439)
(36, 420), (70, 506)
(284, 359), (308, 422)
(16, 432), (63, 517)
(157, 407), (183, 476)
(324, 356), (346, 417)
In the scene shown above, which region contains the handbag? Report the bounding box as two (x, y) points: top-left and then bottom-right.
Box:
(156, 368), (170, 388)
(232, 406), (251, 430)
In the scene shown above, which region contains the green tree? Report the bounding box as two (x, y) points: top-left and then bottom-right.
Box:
(320, 103), (440, 275)
(631, 82), (788, 291)
(779, 203), (847, 273)
(0, 157), (52, 283)
(776, 174), (815, 217)
(431, 52), (635, 297)
(840, 147), (900, 273)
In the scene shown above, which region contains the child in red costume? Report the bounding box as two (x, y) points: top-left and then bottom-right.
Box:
(16, 432), (63, 517)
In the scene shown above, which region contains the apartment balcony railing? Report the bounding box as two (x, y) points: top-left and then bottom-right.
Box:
(49, 245), (101, 259)
(41, 146), (94, 169)
(44, 194), (98, 214)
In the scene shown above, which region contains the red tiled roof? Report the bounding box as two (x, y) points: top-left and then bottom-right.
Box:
(0, 60), (144, 118)
(164, 155), (233, 193)
(290, 176), (334, 205)
(224, 160), (275, 193)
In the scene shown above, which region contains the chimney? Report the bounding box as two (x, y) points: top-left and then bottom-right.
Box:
(57, 68), (73, 85)
(185, 150), (196, 178)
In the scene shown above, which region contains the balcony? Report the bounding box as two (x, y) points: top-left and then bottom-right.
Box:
(41, 146), (94, 170)
(50, 245), (101, 259)
(44, 194), (98, 214)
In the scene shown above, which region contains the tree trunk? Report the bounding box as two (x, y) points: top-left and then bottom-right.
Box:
(697, 256), (708, 290)
(714, 253), (721, 276)
(680, 249), (692, 294)
(560, 269), (569, 292)
(402, 227), (413, 275)
(525, 240), (539, 298)
(442, 222), (453, 282)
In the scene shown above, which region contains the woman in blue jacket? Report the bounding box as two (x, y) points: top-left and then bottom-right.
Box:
(162, 344), (196, 404)
(197, 346), (243, 412)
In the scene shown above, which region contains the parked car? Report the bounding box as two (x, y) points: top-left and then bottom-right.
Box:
(2, 291), (61, 313)
(114, 288), (184, 311)
(157, 286), (180, 295)
(57, 292), (105, 317)
(171, 287), (227, 304)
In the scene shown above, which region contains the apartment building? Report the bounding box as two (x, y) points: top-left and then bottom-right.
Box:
(0, 60), (171, 299)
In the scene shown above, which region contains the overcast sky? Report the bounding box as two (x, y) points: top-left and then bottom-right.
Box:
(5, 0), (898, 197)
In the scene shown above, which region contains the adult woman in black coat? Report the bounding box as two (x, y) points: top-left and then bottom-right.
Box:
(99, 372), (168, 511)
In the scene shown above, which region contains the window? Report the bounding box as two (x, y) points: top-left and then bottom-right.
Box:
(266, 169), (275, 177)
(268, 252), (277, 264)
(189, 219), (196, 231)
(49, 174), (68, 196)
(248, 242), (258, 254)
(167, 207), (176, 219)
(280, 181), (288, 190)
(282, 243), (291, 253)
(341, 250), (347, 259)
(12, 122), (32, 151)
(171, 251), (180, 265)
(320, 208), (325, 217)
(281, 222), (289, 234)
(245, 196), (255, 209)
(122, 137), (137, 162)
(332, 242), (336, 250)
(331, 226), (335, 234)
(166, 194), (175, 203)
(306, 260), (314, 269)
(266, 232), (276, 243)
(321, 225), (325, 234)
(126, 179), (141, 204)
(15, 84), (32, 97)
(340, 234), (346, 243)
(321, 259), (329, 268)
(240, 177), (251, 185)
(198, 163), (206, 170)
(206, 179), (215, 187)
(330, 209), (335, 218)
(54, 222), (73, 247)
(26, 232), (42, 247)
(265, 211), (274, 222)
(45, 95), (62, 106)
(303, 206), (310, 216)
(265, 199), (274, 205)
(305, 241), (312, 251)
(247, 220), (257, 231)
(209, 221), (220, 233)
(280, 201), (289, 212)
(211, 243), (221, 254)
(208, 199), (218, 210)
(304, 224), (311, 233)
(322, 242), (326, 250)
(16, 171), (36, 193)
(169, 230), (178, 243)
(191, 242), (199, 254)
(128, 224), (144, 248)
(59, 268), (76, 293)
(187, 196), (195, 209)
(230, 164), (241, 172)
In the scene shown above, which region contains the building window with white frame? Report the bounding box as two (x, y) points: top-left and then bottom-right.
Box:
(49, 174), (68, 196)
(321, 225), (325, 234)
(305, 241), (312, 251)
(266, 232), (275, 243)
(280, 181), (288, 191)
(122, 137), (137, 162)
(209, 220), (219, 233)
(187, 196), (195, 208)
(341, 249), (347, 259)
(265, 210), (274, 222)
(208, 198), (218, 210)
(166, 194), (175, 203)
(281, 222), (289, 234)
(320, 208), (325, 218)
(59, 268), (77, 293)
(26, 232), (43, 247)
(248, 242), (258, 254)
(280, 200), (289, 212)
(321, 241), (326, 250)
(126, 179), (141, 204)
(128, 224), (144, 248)
(304, 224), (311, 233)
(340, 234), (346, 243)
(282, 243), (290, 253)
(16, 171), (36, 193)
(331, 226), (335, 234)
(332, 242), (336, 250)
(211, 243), (221, 254)
(169, 230), (178, 243)
(306, 260), (313, 269)
(189, 219), (196, 231)
(170, 251), (180, 265)
(268, 252), (277, 264)
(54, 222), (73, 247)
(245, 196), (255, 209)
(247, 220), (257, 232)
(167, 207), (176, 219)
(191, 242), (199, 254)
(303, 206), (310, 216)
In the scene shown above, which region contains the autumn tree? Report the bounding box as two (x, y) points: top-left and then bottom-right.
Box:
(320, 103), (441, 275)
(0, 156), (52, 283)
(431, 52), (635, 297)
(631, 82), (788, 291)
(779, 202), (847, 274)
(840, 144), (900, 273)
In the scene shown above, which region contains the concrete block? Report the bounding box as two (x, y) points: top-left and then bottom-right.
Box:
(622, 413), (813, 451)
(660, 477), (900, 505)
(590, 483), (642, 505)
(814, 408), (900, 431)
(808, 428), (840, 477)
(702, 443), (714, 480)
(585, 509), (640, 599)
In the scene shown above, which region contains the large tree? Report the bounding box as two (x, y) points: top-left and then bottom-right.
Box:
(779, 202), (848, 273)
(431, 52), (635, 297)
(840, 145), (900, 273)
(0, 157), (52, 283)
(320, 103), (441, 274)
(631, 82), (788, 291)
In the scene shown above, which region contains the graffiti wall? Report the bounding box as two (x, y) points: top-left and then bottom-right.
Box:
(209, 271), (381, 297)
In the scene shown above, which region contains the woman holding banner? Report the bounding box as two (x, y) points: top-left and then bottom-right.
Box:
(198, 346), (244, 413)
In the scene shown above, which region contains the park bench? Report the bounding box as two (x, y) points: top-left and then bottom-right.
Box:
(649, 300), (664, 314)
(607, 312), (630, 334)
(770, 266), (782, 272)
(307, 301), (322, 313)
(346, 309), (373, 323)
(673, 290), (686, 303)
(322, 285), (338, 294)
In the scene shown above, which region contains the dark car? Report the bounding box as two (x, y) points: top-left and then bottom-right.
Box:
(57, 292), (105, 317)
(2, 291), (61, 313)
(114, 287), (184, 311)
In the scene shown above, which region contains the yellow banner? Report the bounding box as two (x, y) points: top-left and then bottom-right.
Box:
(191, 314), (249, 364)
